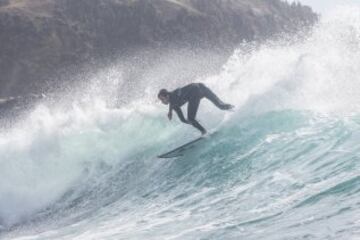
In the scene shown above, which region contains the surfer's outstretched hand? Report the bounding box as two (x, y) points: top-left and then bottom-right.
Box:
(201, 129), (207, 136)
(168, 111), (172, 120)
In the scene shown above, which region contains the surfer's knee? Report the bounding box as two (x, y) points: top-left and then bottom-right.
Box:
(198, 83), (206, 88)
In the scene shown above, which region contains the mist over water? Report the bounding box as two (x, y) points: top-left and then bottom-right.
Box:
(1, 6), (360, 240)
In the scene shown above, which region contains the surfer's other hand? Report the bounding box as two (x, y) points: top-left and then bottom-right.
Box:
(168, 112), (172, 120)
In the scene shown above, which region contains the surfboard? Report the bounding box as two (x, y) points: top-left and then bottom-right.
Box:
(158, 137), (204, 159)
(158, 132), (217, 159)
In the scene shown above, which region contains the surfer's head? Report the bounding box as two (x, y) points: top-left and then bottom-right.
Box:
(158, 89), (170, 105)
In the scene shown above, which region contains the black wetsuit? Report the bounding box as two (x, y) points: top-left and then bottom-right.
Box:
(169, 83), (232, 133)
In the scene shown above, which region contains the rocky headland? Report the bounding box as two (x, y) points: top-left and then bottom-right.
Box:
(0, 0), (317, 108)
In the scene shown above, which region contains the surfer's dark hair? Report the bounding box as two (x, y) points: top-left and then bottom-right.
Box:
(158, 89), (169, 98)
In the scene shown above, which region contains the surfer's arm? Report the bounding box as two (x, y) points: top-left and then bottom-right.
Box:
(173, 106), (188, 123)
(168, 105), (173, 120)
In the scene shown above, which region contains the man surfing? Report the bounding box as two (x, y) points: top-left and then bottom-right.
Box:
(158, 83), (234, 135)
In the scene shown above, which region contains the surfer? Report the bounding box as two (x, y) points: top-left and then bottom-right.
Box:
(158, 83), (234, 135)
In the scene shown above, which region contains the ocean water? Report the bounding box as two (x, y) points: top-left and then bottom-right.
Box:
(1, 6), (360, 240)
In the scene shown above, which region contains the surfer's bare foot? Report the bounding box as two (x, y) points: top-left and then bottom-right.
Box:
(228, 104), (235, 110)
(222, 104), (234, 110)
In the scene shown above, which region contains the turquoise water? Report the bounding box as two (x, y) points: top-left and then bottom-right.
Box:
(1, 6), (360, 240)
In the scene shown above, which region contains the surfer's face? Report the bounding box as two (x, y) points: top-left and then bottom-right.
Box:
(159, 95), (170, 105)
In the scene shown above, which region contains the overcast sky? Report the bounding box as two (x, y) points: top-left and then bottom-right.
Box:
(290, 0), (360, 13)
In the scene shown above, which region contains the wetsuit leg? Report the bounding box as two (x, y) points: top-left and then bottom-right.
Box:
(187, 97), (206, 134)
(200, 84), (233, 110)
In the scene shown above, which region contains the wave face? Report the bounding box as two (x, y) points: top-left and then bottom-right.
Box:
(1, 6), (360, 240)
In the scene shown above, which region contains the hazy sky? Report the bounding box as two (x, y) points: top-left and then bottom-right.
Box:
(290, 0), (360, 13)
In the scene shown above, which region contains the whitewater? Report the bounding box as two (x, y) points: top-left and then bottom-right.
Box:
(1, 6), (360, 240)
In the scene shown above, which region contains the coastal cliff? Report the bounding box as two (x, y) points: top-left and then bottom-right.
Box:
(0, 0), (317, 97)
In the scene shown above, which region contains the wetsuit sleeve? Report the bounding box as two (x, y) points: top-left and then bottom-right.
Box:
(173, 106), (188, 123)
